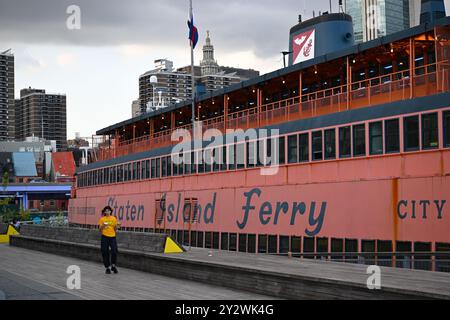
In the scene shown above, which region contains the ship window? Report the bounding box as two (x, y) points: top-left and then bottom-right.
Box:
(141, 161), (146, 179)
(191, 152), (196, 174)
(444, 111), (450, 148)
(205, 232), (212, 249)
(331, 238), (344, 260)
(213, 232), (220, 250)
(279, 236), (290, 254)
(303, 237), (315, 257)
(184, 153), (191, 175)
(369, 121), (383, 155)
(339, 126), (351, 158)
(133, 162), (137, 180)
(396, 241), (412, 269)
(127, 163), (132, 181)
(161, 157), (167, 177)
(353, 124), (366, 157)
(145, 160), (150, 179)
(385, 119), (400, 153)
(248, 234), (256, 253)
(155, 158), (160, 178)
(258, 235), (267, 253)
(221, 233), (229, 250)
(213, 148), (220, 172)
(377, 240), (393, 267)
(291, 237), (301, 255)
(414, 242), (432, 271)
(229, 233), (237, 251)
(268, 235), (277, 254)
(178, 153), (184, 175)
(167, 156), (172, 176)
(317, 237), (328, 254)
(299, 133), (309, 162)
(228, 144), (236, 170)
(236, 143), (245, 169)
(422, 113), (438, 150)
(324, 129), (336, 160)
(221, 146), (227, 171)
(117, 165), (123, 182)
(190, 231), (197, 247)
(436, 243), (450, 272)
(312, 131), (323, 161)
(345, 239), (358, 261)
(404, 116), (419, 151)
(239, 234), (247, 252)
(197, 150), (205, 173)
(278, 137), (286, 165)
(197, 231), (204, 248)
(287, 135), (298, 164)
(151, 159), (156, 178)
(362, 240), (376, 264)
(204, 149), (212, 172)
(247, 142), (255, 167)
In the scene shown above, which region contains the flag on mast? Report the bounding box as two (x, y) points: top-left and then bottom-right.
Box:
(187, 11), (199, 49)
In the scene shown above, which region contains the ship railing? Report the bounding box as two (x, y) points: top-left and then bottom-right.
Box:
(100, 61), (450, 162)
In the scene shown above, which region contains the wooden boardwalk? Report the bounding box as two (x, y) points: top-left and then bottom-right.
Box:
(0, 244), (275, 300)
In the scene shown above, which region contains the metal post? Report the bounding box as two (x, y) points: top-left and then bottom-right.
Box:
(189, 0), (197, 140)
(410, 37), (415, 99)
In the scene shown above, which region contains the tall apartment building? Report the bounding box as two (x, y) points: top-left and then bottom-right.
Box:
(15, 88), (67, 151)
(0, 49), (15, 141)
(346, 0), (412, 43)
(136, 32), (259, 115)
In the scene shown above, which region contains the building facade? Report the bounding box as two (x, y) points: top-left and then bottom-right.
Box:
(15, 88), (67, 151)
(346, 0), (412, 43)
(0, 49), (15, 141)
(137, 32), (259, 115)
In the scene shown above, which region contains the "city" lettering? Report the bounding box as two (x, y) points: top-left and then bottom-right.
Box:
(397, 200), (446, 220)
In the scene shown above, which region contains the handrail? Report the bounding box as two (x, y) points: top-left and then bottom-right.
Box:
(103, 61), (450, 161)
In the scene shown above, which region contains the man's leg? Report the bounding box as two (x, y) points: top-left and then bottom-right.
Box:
(100, 236), (111, 269)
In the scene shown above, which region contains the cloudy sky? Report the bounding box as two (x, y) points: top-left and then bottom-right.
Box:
(0, 0), (448, 139)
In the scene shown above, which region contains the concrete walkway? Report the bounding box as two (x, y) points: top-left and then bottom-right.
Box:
(0, 244), (276, 300)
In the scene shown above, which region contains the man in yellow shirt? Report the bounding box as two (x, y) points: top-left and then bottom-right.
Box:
(98, 206), (120, 274)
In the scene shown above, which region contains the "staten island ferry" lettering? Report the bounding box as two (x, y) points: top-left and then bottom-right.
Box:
(237, 188), (327, 237)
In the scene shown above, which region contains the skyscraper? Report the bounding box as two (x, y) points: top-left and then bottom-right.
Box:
(0, 49), (15, 141)
(346, 0), (412, 43)
(15, 88), (67, 151)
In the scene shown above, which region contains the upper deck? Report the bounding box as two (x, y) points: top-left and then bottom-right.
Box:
(94, 19), (450, 163)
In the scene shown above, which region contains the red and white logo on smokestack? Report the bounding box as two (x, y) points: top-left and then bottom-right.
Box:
(292, 29), (315, 64)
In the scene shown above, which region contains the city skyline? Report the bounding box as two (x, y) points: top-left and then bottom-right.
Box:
(0, 0), (344, 140)
(1, 0), (449, 140)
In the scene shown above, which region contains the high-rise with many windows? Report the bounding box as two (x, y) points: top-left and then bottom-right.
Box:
(346, 0), (413, 43)
(15, 88), (67, 151)
(0, 49), (15, 141)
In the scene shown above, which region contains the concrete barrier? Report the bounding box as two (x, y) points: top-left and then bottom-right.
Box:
(17, 225), (171, 253)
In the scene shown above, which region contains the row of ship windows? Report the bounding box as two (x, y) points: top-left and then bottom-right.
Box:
(78, 110), (450, 188)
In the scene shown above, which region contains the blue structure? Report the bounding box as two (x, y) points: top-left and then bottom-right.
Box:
(289, 13), (354, 66)
(12, 152), (38, 178)
(0, 184), (71, 210)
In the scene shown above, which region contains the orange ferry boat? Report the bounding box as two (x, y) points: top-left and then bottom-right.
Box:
(69, 10), (450, 271)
